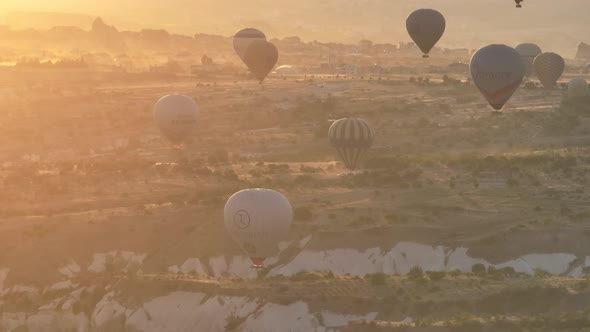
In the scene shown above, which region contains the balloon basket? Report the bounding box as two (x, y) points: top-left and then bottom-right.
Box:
(251, 257), (265, 269)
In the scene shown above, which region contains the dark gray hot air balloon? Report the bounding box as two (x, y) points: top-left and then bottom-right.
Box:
(153, 94), (199, 144)
(406, 9), (446, 58)
(243, 40), (279, 83)
(534, 52), (565, 89)
(470, 44), (525, 111)
(515, 0), (524, 8)
(328, 118), (374, 171)
(233, 28), (266, 61)
(515, 43), (542, 77)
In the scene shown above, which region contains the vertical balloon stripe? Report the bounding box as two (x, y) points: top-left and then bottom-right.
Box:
(352, 118), (360, 141)
(336, 147), (347, 167)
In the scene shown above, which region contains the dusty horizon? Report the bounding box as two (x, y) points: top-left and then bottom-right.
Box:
(1, 0), (589, 57)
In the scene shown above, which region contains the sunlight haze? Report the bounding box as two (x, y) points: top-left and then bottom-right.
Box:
(1, 0), (589, 56)
(2, 1), (590, 331)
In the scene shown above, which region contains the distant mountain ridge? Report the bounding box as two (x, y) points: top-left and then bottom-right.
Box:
(3, 11), (95, 29)
(1, 0), (589, 57)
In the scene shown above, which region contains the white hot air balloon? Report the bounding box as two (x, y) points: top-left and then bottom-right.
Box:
(153, 94), (199, 144)
(568, 78), (588, 99)
(224, 188), (292, 268)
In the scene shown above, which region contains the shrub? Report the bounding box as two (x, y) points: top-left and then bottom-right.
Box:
(534, 269), (551, 278)
(225, 314), (244, 331)
(293, 206), (313, 221)
(208, 149), (229, 164)
(408, 266), (424, 280)
(426, 271), (446, 281)
(291, 271), (321, 282)
(472, 263), (486, 275)
(367, 272), (387, 286)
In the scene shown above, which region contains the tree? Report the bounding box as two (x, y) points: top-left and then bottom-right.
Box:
(408, 266), (424, 280)
(294, 207), (313, 221)
(201, 55), (214, 66)
(472, 263), (486, 275)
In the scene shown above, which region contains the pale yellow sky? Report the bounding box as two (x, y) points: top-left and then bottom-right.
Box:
(1, 0), (589, 57)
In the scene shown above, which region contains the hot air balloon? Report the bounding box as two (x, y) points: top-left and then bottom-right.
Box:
(243, 40), (279, 83)
(515, 43), (542, 77)
(470, 44), (525, 111)
(233, 28), (267, 61)
(153, 94), (199, 144)
(224, 189), (292, 268)
(534, 52), (565, 89)
(568, 78), (588, 99)
(406, 9), (446, 58)
(515, 0), (523, 8)
(328, 118), (374, 171)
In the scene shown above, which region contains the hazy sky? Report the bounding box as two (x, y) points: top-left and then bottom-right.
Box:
(1, 0), (589, 57)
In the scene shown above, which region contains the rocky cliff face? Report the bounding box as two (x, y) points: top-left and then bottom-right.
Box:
(576, 42), (590, 61)
(2, 238), (590, 331)
(91, 17), (126, 51)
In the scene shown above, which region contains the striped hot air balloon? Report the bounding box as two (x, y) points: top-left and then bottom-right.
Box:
(328, 118), (374, 171)
(534, 52), (565, 89)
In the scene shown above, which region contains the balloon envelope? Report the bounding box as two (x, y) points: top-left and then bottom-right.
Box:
(406, 9), (446, 58)
(328, 118), (374, 170)
(470, 44), (525, 110)
(534, 52), (565, 89)
(224, 188), (292, 268)
(515, 43), (542, 77)
(233, 28), (266, 61)
(243, 40), (279, 82)
(153, 95), (199, 143)
(568, 78), (588, 99)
